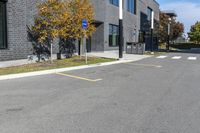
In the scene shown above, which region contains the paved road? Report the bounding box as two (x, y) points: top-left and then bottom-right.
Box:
(0, 52), (200, 133)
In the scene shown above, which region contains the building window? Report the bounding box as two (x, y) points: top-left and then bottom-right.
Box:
(109, 24), (119, 47)
(139, 31), (145, 43)
(147, 7), (152, 21)
(140, 12), (150, 32)
(127, 0), (136, 14)
(0, 1), (7, 49)
(109, 0), (119, 6)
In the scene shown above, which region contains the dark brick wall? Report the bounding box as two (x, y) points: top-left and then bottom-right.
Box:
(0, 0), (59, 61)
(0, 0), (32, 61)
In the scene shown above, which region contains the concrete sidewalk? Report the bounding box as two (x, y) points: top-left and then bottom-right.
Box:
(88, 50), (151, 61)
(0, 59), (34, 68)
(0, 54), (58, 68)
(0, 51), (150, 69)
(0, 51), (151, 80)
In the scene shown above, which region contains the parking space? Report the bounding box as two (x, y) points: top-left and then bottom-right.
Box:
(1, 53), (200, 133)
(123, 62), (163, 68)
(55, 72), (103, 82)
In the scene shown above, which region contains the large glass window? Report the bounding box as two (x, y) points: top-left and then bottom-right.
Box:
(0, 1), (7, 49)
(147, 7), (152, 21)
(109, 0), (119, 6)
(127, 0), (136, 14)
(109, 24), (119, 47)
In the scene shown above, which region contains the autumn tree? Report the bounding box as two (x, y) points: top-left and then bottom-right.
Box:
(159, 12), (170, 43)
(159, 12), (184, 44)
(188, 21), (200, 44)
(31, 0), (65, 62)
(60, 0), (96, 39)
(29, 0), (96, 61)
(60, 0), (96, 56)
(171, 21), (184, 41)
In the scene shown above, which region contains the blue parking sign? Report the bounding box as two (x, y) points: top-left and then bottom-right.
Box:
(82, 19), (88, 30)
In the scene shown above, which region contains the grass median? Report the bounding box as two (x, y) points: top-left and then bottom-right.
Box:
(0, 56), (116, 76)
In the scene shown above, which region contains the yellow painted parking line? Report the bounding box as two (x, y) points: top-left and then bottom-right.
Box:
(124, 63), (162, 68)
(56, 72), (102, 82)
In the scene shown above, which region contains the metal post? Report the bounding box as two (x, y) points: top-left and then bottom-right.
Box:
(167, 19), (171, 52)
(151, 11), (154, 53)
(84, 31), (88, 64)
(151, 29), (153, 52)
(119, 0), (123, 59)
(79, 37), (83, 59)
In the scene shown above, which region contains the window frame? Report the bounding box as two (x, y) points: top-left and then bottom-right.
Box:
(127, 0), (136, 14)
(109, 0), (119, 7)
(0, 0), (8, 49)
(147, 7), (153, 22)
(109, 24), (119, 47)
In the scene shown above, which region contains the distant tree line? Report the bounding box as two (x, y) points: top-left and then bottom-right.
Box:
(188, 21), (200, 44)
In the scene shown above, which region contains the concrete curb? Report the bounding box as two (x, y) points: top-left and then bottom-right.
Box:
(0, 59), (137, 81)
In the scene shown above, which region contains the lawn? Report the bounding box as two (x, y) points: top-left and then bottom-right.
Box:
(0, 56), (115, 76)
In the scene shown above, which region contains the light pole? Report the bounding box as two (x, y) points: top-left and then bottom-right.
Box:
(167, 18), (171, 52)
(151, 11), (154, 53)
(119, 0), (123, 59)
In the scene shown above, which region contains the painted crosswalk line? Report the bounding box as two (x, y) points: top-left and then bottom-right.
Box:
(188, 57), (197, 60)
(156, 55), (198, 61)
(172, 56), (182, 60)
(156, 55), (167, 59)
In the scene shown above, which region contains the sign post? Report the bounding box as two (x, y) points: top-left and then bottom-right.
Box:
(82, 19), (88, 64)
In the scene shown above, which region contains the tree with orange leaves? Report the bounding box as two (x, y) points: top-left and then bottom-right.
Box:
(61, 0), (96, 58)
(31, 0), (66, 62)
(29, 0), (96, 61)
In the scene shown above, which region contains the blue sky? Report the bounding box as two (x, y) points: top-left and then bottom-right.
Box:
(157, 0), (200, 34)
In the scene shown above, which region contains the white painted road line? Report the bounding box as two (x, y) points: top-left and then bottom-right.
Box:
(156, 55), (167, 59)
(172, 56), (182, 60)
(56, 72), (102, 82)
(188, 57), (197, 60)
(124, 62), (162, 68)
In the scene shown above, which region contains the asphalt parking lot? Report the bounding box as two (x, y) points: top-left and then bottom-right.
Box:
(0, 52), (200, 133)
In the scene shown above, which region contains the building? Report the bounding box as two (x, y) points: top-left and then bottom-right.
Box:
(0, 0), (33, 61)
(138, 0), (160, 51)
(162, 10), (177, 18)
(89, 0), (159, 52)
(0, 0), (160, 61)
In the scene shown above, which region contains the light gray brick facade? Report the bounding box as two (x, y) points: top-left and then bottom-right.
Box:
(90, 0), (160, 52)
(0, 0), (159, 61)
